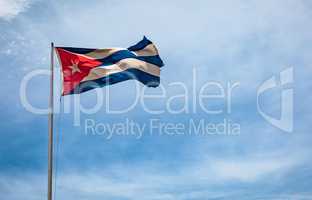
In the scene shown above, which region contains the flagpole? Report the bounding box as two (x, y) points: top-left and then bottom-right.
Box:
(48, 42), (54, 200)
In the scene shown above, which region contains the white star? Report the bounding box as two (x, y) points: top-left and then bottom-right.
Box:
(69, 62), (81, 74)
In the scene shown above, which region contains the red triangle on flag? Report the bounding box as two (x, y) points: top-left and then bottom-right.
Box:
(55, 48), (102, 95)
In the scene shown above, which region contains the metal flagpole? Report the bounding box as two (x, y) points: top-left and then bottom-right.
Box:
(48, 42), (54, 200)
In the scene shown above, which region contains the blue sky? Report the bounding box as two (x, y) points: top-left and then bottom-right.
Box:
(1, 0), (312, 199)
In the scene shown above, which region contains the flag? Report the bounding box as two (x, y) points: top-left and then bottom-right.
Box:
(55, 37), (164, 95)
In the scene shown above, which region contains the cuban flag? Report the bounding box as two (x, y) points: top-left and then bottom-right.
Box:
(55, 37), (164, 95)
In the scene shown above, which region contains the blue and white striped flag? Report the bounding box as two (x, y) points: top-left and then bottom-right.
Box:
(55, 37), (164, 95)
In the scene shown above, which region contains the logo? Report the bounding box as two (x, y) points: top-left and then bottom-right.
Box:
(257, 68), (293, 132)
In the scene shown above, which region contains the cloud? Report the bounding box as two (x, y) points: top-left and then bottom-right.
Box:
(0, 173), (45, 200)
(0, 0), (31, 20)
(0, 150), (308, 200)
(208, 157), (294, 182)
(1, 0), (312, 199)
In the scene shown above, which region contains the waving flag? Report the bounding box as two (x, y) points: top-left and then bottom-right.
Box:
(55, 37), (164, 95)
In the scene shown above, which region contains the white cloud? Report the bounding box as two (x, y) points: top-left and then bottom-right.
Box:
(0, 0), (31, 20)
(208, 158), (294, 182)
(0, 173), (45, 200)
(1, 149), (306, 200)
(1, 0), (312, 199)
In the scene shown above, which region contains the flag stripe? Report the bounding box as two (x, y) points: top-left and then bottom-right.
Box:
(59, 47), (96, 54)
(83, 43), (159, 59)
(96, 50), (164, 67)
(69, 68), (159, 94)
(131, 43), (159, 56)
(82, 58), (160, 82)
(127, 36), (152, 51)
(59, 47), (164, 67)
(57, 36), (154, 57)
(84, 48), (125, 59)
(136, 55), (164, 67)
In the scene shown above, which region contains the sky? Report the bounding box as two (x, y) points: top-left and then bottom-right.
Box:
(0, 0), (312, 199)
